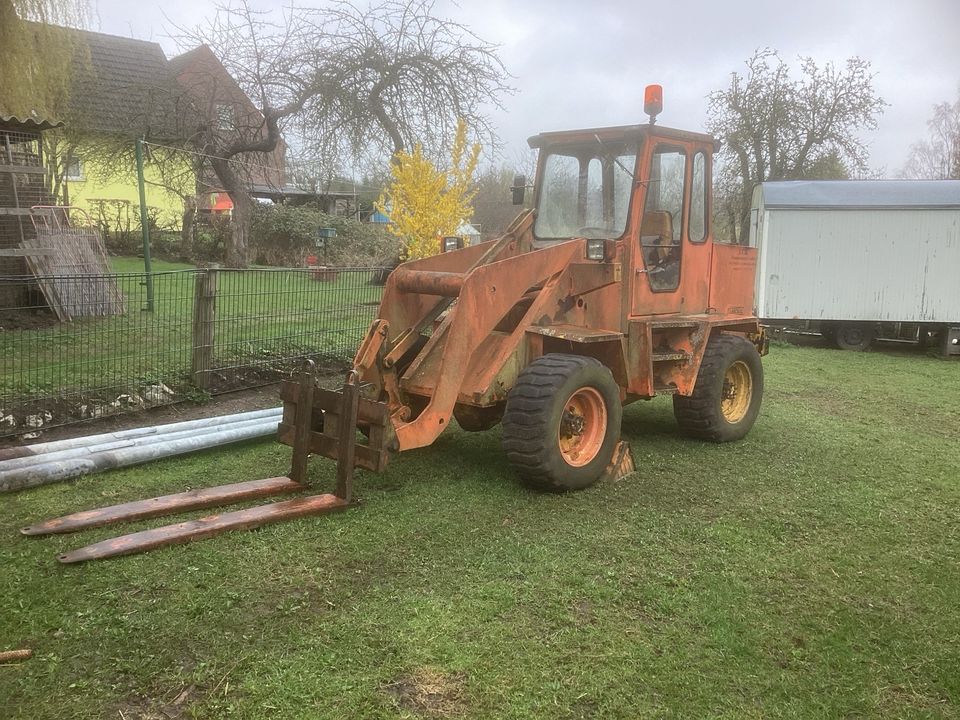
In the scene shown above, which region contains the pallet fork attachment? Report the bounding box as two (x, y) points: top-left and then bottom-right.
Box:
(22, 362), (382, 563)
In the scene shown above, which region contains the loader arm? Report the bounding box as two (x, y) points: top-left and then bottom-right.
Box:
(391, 240), (583, 450)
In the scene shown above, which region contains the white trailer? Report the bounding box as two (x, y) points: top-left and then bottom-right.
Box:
(751, 180), (960, 354)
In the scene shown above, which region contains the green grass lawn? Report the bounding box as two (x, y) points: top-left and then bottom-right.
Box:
(1, 343), (958, 718)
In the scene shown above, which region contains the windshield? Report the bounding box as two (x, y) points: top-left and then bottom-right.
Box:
(533, 142), (639, 240)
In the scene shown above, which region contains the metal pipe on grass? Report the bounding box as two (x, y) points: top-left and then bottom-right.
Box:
(0, 415), (281, 473)
(1, 418), (280, 493)
(0, 407), (282, 463)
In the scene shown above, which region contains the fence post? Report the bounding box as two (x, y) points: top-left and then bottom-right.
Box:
(191, 265), (218, 390)
(135, 138), (154, 312)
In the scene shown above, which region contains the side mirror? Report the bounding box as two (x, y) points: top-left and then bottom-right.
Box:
(511, 174), (526, 206)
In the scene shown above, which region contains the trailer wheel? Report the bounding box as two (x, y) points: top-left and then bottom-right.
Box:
(502, 354), (622, 492)
(673, 334), (763, 442)
(833, 323), (875, 351)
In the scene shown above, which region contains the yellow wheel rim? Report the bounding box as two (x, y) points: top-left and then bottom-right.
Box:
(720, 361), (753, 424)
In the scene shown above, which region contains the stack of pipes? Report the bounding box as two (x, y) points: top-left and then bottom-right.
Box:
(0, 408), (282, 493)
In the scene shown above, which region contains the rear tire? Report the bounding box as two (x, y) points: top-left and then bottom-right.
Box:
(833, 323), (875, 351)
(502, 354), (622, 492)
(673, 334), (763, 442)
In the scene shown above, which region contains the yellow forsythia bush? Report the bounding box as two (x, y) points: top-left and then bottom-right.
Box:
(376, 118), (481, 260)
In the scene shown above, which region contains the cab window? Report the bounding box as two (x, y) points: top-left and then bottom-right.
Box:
(690, 152), (707, 243)
(534, 143), (639, 240)
(640, 147), (686, 292)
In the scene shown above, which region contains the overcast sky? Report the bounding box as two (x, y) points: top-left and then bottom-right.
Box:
(91, 0), (960, 176)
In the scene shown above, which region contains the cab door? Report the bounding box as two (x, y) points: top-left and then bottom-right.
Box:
(630, 143), (712, 316)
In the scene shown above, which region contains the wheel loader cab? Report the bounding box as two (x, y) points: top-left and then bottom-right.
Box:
(528, 125), (721, 316)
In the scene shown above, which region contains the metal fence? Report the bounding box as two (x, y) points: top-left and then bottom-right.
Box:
(0, 266), (386, 438)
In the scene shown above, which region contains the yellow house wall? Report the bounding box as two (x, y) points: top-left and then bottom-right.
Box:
(65, 145), (194, 230)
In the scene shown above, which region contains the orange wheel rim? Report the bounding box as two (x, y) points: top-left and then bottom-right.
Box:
(558, 387), (607, 467)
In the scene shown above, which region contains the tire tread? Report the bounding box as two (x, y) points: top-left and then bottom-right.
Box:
(673, 334), (763, 442)
(502, 353), (615, 492)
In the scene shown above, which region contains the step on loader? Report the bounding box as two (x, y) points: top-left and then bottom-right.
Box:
(24, 87), (768, 562)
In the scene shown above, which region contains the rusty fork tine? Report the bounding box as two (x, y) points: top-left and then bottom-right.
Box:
(57, 493), (352, 564)
(20, 476), (305, 536)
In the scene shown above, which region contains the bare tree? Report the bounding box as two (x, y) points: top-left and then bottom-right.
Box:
(176, 0), (511, 267)
(902, 90), (960, 180)
(707, 49), (886, 242)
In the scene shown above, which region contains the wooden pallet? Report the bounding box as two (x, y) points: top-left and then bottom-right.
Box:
(20, 227), (125, 320)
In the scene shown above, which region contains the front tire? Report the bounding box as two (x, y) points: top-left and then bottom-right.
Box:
(673, 334), (763, 442)
(502, 354), (622, 492)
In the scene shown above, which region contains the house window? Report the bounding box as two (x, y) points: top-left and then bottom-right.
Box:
(65, 156), (84, 180)
(216, 104), (235, 130)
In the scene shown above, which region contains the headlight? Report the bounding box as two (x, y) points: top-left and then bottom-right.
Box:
(586, 238), (605, 261)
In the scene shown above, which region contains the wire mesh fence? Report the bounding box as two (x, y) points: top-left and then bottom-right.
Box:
(202, 267), (385, 391)
(0, 266), (387, 438)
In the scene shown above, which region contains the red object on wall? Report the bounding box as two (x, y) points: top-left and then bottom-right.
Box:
(210, 192), (233, 213)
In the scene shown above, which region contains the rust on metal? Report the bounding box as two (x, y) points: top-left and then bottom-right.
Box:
(393, 269), (465, 297)
(276, 423), (387, 472)
(20, 476), (304, 536)
(352, 319), (390, 373)
(527, 325), (624, 343)
(600, 441), (636, 483)
(57, 494), (352, 563)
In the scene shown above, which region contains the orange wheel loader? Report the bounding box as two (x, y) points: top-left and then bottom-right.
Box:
(25, 87), (767, 562)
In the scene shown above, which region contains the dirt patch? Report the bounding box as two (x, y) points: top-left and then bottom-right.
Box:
(204, 355), (349, 394)
(1, 358), (352, 444)
(0, 307), (59, 331)
(382, 668), (466, 717)
(0, 385), (281, 451)
(571, 598), (595, 626)
(114, 684), (199, 720)
(877, 683), (951, 713)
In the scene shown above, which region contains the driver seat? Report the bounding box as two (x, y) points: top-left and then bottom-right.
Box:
(640, 211), (674, 263)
